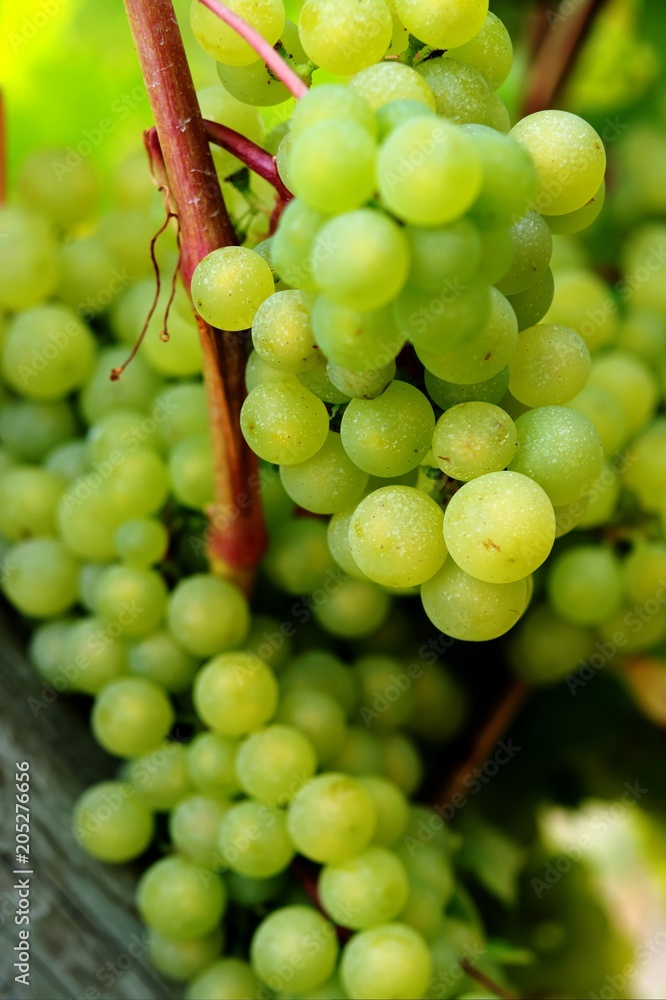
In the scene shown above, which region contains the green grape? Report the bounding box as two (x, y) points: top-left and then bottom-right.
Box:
(298, 0), (392, 75)
(80, 348), (162, 425)
(618, 311), (666, 366)
(511, 110), (606, 215)
(276, 690), (347, 765)
(486, 90), (511, 133)
(327, 361), (395, 401)
(236, 724), (317, 805)
(91, 677), (174, 758)
(227, 871), (285, 906)
(349, 486), (446, 588)
(115, 518), (168, 567)
(19, 148), (98, 227)
(625, 543), (666, 606)
(448, 12), (513, 89)
(272, 199), (329, 291)
(94, 564), (167, 637)
(395, 0), (488, 47)
(328, 509), (370, 580)
(340, 382), (434, 478)
(315, 578), (391, 638)
(425, 368), (509, 409)
(191, 0), (285, 65)
(0, 466), (63, 540)
(350, 61), (436, 111)
(422, 559), (529, 641)
(509, 605), (594, 684)
(544, 268), (618, 353)
(137, 855), (226, 940)
(280, 431), (368, 515)
(476, 224), (513, 285)
(495, 212), (553, 297)
(507, 268), (555, 331)
(29, 620), (72, 689)
(553, 493), (591, 538)
(197, 84), (263, 178)
(57, 487), (123, 563)
(377, 117), (482, 227)
(405, 219), (483, 294)
(87, 408), (162, 463)
(341, 922), (432, 1000)
(245, 350), (287, 392)
(587, 351), (658, 437)
(152, 383), (209, 448)
(399, 878), (444, 940)
(376, 99), (435, 141)
(547, 546), (624, 627)
(105, 449), (170, 519)
(297, 355), (351, 404)
(148, 928), (223, 983)
(218, 799), (294, 877)
(57, 236), (122, 317)
(138, 308), (203, 380)
(508, 324), (591, 407)
(332, 726), (384, 775)
(358, 776), (409, 846)
(72, 781), (154, 863)
(252, 290), (319, 373)
(395, 840), (454, 898)
(217, 57), (289, 108)
(416, 57), (494, 127)
(0, 206), (59, 310)
(312, 298), (404, 370)
(78, 563), (108, 613)
(167, 574), (250, 657)
(3, 538), (79, 618)
(408, 664), (467, 743)
(169, 434), (214, 510)
(280, 649), (359, 715)
(417, 287), (518, 384)
(186, 958), (261, 1000)
(65, 616), (128, 695)
(312, 210), (409, 312)
(263, 517), (336, 594)
(126, 742), (193, 810)
(394, 279), (491, 353)
(624, 421), (666, 513)
(191, 246), (274, 331)
(355, 653), (416, 730)
(288, 773), (376, 864)
(320, 846), (409, 930)
(432, 403), (518, 481)
(290, 84), (377, 139)
(3, 305), (95, 400)
(45, 440), (88, 482)
(289, 120), (376, 215)
(128, 631), (198, 694)
(509, 406), (604, 507)
(567, 384), (627, 456)
(194, 652), (278, 737)
(244, 614), (294, 673)
(0, 399), (75, 464)
(576, 462), (621, 529)
(114, 151), (154, 210)
(545, 180), (606, 235)
(170, 795), (231, 870)
(187, 732), (241, 798)
(241, 378), (329, 465)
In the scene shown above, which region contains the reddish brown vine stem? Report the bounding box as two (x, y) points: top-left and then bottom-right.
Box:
(203, 119), (292, 203)
(461, 960), (519, 1000)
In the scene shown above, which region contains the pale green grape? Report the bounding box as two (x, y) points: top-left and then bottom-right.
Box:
(126, 742), (192, 811)
(277, 690), (347, 764)
(128, 631), (198, 693)
(168, 574), (250, 657)
(3, 538), (79, 618)
(576, 462), (621, 529)
(421, 559), (529, 641)
(65, 616), (128, 695)
(19, 148), (98, 227)
(72, 781), (154, 863)
(57, 236), (122, 317)
(507, 268), (555, 331)
(394, 839), (454, 898)
(187, 732), (240, 798)
(29, 620), (72, 689)
(587, 351), (658, 437)
(245, 350), (286, 392)
(290, 84), (377, 139)
(444, 470), (555, 583)
(327, 362), (395, 400)
(264, 518), (335, 595)
(138, 305), (203, 379)
(227, 872), (284, 906)
(547, 546), (624, 626)
(312, 210), (409, 312)
(425, 367), (509, 409)
(545, 180), (606, 235)
(328, 509), (370, 579)
(298, 0), (392, 75)
(80, 347), (162, 425)
(477, 224), (513, 284)
(45, 440), (88, 482)
(510, 110), (606, 215)
(340, 922), (433, 1000)
(355, 653), (415, 730)
(192, 246), (274, 331)
(272, 199), (329, 291)
(320, 846), (409, 930)
(194, 652), (278, 737)
(186, 958), (260, 1000)
(244, 614), (294, 673)
(624, 421), (666, 513)
(280, 649), (359, 715)
(236, 724), (317, 804)
(148, 928), (223, 983)
(91, 677), (174, 758)
(241, 377), (329, 465)
(315, 578), (391, 638)
(358, 776), (409, 846)
(298, 355), (352, 404)
(87, 408), (162, 463)
(349, 486), (446, 588)
(509, 605), (594, 684)
(191, 0), (285, 65)
(1, 399), (75, 464)
(3, 305), (95, 400)
(251, 905), (338, 993)
(312, 298), (404, 370)
(487, 90), (511, 133)
(115, 519), (168, 567)
(169, 434), (214, 510)
(77, 564), (107, 614)
(509, 406), (604, 507)
(377, 117), (482, 227)
(218, 799), (294, 877)
(280, 432), (368, 515)
(567, 383), (627, 455)
(376, 99), (435, 141)
(97, 208), (162, 281)
(405, 219), (483, 293)
(197, 84), (263, 178)
(288, 773), (376, 864)
(495, 212), (553, 296)
(57, 487), (123, 563)
(290, 121), (376, 215)
(350, 62), (436, 111)
(618, 311), (666, 366)
(105, 449), (170, 519)
(432, 403), (518, 481)
(416, 57), (494, 126)
(0, 466), (63, 540)
(625, 543), (666, 605)
(544, 268), (618, 353)
(408, 664), (467, 743)
(137, 855), (226, 939)
(0, 206), (59, 310)
(333, 726), (384, 775)
(169, 795), (230, 870)
(508, 324), (591, 407)
(379, 733), (421, 795)
(252, 290), (319, 373)
(448, 11), (513, 89)
(95, 565), (167, 637)
(217, 19), (305, 105)
(399, 879), (444, 939)
(341, 382), (434, 478)
(395, 0), (488, 47)
(394, 279), (491, 353)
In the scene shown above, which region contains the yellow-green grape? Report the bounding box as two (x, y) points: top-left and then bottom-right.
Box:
(187, 732), (241, 798)
(191, 247), (274, 331)
(444, 470), (555, 583)
(252, 290), (319, 373)
(416, 57), (494, 127)
(405, 218), (482, 293)
(327, 361), (395, 400)
(241, 377), (329, 465)
(315, 578), (391, 638)
(276, 690), (347, 765)
(94, 564), (167, 636)
(408, 663), (467, 743)
(377, 117), (482, 227)
(510, 110), (606, 216)
(576, 462), (621, 529)
(57, 487), (123, 563)
(544, 180), (606, 236)
(340, 922), (433, 1000)
(263, 517), (336, 593)
(218, 800), (294, 877)
(567, 383), (627, 456)
(312, 298), (403, 371)
(425, 367), (509, 410)
(72, 781), (154, 863)
(3, 538), (79, 618)
(319, 846), (409, 929)
(0, 466), (63, 541)
(459, 125), (539, 228)
(381, 733), (422, 795)
(3, 305), (95, 401)
(495, 211), (553, 297)
(57, 235), (121, 316)
(64, 617), (128, 695)
(448, 11), (513, 89)
(510, 406), (604, 507)
(328, 509), (369, 580)
(553, 493), (591, 538)
(280, 649), (358, 715)
(197, 84), (263, 178)
(251, 905), (338, 993)
(350, 62), (436, 112)
(289, 120), (376, 215)
(128, 631), (197, 694)
(126, 742), (192, 812)
(169, 434), (214, 510)
(624, 420), (666, 514)
(399, 878), (445, 939)
(137, 855), (226, 940)
(289, 773), (376, 863)
(190, 0), (285, 65)
(272, 198), (329, 291)
(355, 653), (415, 730)
(0, 206), (59, 310)
(290, 84), (377, 139)
(19, 148), (98, 228)
(28, 620), (72, 690)
(619, 311), (666, 366)
(105, 449), (169, 520)
(508, 324), (591, 407)
(544, 268), (618, 353)
(169, 795), (230, 870)
(333, 726), (384, 776)
(376, 99), (435, 141)
(587, 351), (658, 438)
(44, 440), (87, 482)
(298, 0), (392, 75)
(349, 486), (446, 588)
(625, 543), (666, 606)
(194, 652), (278, 737)
(477, 224), (513, 284)
(280, 432), (368, 515)
(547, 546), (624, 627)
(358, 776), (409, 846)
(621, 223), (666, 319)
(1, 399), (75, 464)
(432, 403), (517, 481)
(236, 724), (317, 804)
(148, 928), (223, 983)
(167, 574), (250, 657)
(341, 382), (435, 478)
(80, 348), (162, 425)
(507, 268), (555, 331)
(297, 357), (351, 404)
(395, 0), (488, 47)
(217, 19), (307, 105)
(421, 558), (530, 641)
(92, 677), (174, 758)
(394, 279), (490, 354)
(245, 350), (285, 392)
(186, 959), (260, 1000)
(509, 605), (593, 684)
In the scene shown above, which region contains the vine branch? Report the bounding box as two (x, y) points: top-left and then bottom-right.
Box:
(461, 959), (519, 1000)
(203, 119), (292, 203)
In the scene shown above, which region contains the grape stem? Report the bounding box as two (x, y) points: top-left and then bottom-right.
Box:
(203, 119), (292, 203)
(461, 960), (519, 1000)
(123, 0), (267, 587)
(195, 0), (309, 99)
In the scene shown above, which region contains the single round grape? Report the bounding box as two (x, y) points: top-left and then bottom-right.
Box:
(289, 773), (376, 864)
(251, 905), (338, 993)
(169, 795), (230, 870)
(298, 0), (392, 75)
(148, 928), (223, 983)
(290, 84), (377, 140)
(252, 290), (319, 373)
(507, 268), (555, 331)
(405, 219), (482, 294)
(358, 776), (410, 846)
(245, 350), (285, 392)
(298, 355), (352, 404)
(425, 367), (509, 409)
(190, 0), (285, 65)
(544, 267), (618, 354)
(29, 620), (72, 689)
(395, 0), (488, 47)
(477, 224), (513, 284)
(86, 407), (162, 462)
(125, 742), (192, 812)
(241, 377), (329, 466)
(416, 57), (494, 127)
(128, 631), (198, 694)
(421, 559), (529, 641)
(444, 470), (555, 584)
(380, 733), (423, 795)
(58, 236), (125, 318)
(289, 120), (376, 215)
(567, 384), (627, 456)
(394, 839), (454, 898)
(625, 543), (666, 606)
(547, 547), (624, 627)
(350, 61), (436, 111)
(509, 605), (593, 684)
(94, 564), (167, 637)
(57, 487), (123, 563)
(115, 518), (168, 568)
(243, 613), (294, 673)
(0, 206), (59, 310)
(394, 279), (491, 353)
(0, 466), (63, 541)
(44, 440), (88, 483)
(545, 179), (606, 235)
(91, 678), (174, 758)
(432, 403), (518, 481)
(320, 846), (409, 930)
(328, 509), (369, 579)
(194, 652), (278, 737)
(169, 434), (214, 511)
(271, 198), (328, 291)
(327, 361), (395, 400)
(341, 922), (433, 1000)
(341, 382), (435, 478)
(280, 649), (359, 716)
(280, 432), (368, 515)
(167, 574), (250, 657)
(105, 449), (170, 520)
(495, 212), (553, 297)
(236, 724), (317, 805)
(197, 84), (264, 178)
(73, 781), (154, 863)
(510, 110), (606, 216)
(19, 147), (98, 227)
(460, 126), (538, 229)
(185, 958), (260, 1000)
(3, 304), (95, 400)
(137, 855), (226, 940)
(618, 310), (666, 367)
(588, 351), (658, 438)
(217, 799), (294, 877)
(264, 517), (336, 594)
(65, 616), (128, 695)
(315, 578), (391, 639)
(509, 324), (591, 407)
(216, 40), (292, 106)
(80, 347), (162, 425)
(376, 99), (435, 140)
(356, 652), (419, 731)
(448, 11), (513, 89)
(312, 298), (404, 371)
(3, 538), (79, 618)
(187, 732), (241, 798)
(277, 690), (347, 765)
(192, 246), (274, 331)
(333, 726), (384, 776)
(1, 399), (76, 464)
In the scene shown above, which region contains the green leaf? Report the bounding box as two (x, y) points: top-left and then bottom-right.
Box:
(486, 939), (535, 967)
(456, 816), (526, 906)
